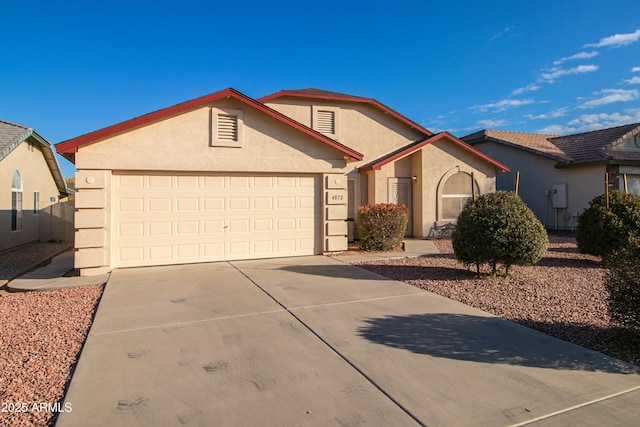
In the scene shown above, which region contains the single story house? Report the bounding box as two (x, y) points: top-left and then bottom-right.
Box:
(56, 88), (508, 276)
(0, 120), (70, 252)
(461, 123), (640, 229)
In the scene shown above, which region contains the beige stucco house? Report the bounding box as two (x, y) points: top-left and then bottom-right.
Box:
(56, 88), (508, 275)
(0, 120), (70, 252)
(462, 123), (640, 229)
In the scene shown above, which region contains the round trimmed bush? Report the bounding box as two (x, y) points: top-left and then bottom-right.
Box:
(576, 191), (640, 257)
(357, 203), (408, 251)
(452, 191), (548, 276)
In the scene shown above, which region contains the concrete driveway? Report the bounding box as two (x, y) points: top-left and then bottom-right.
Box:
(57, 256), (640, 426)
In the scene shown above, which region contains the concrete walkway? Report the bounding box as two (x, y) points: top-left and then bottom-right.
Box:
(57, 255), (640, 427)
(8, 251), (110, 291)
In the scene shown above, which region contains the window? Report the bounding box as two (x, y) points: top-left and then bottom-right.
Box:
(11, 170), (22, 231)
(312, 106), (339, 139)
(211, 108), (243, 147)
(441, 171), (479, 220)
(33, 191), (40, 214)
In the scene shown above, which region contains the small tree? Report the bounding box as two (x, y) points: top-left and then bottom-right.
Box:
(452, 191), (548, 276)
(576, 191), (640, 257)
(358, 204), (408, 251)
(604, 243), (640, 329)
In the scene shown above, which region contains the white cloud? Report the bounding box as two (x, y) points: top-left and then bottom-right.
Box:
(585, 29), (640, 48)
(511, 83), (541, 95)
(490, 27), (514, 42)
(632, 67), (640, 73)
(477, 119), (508, 128)
(537, 109), (640, 134)
(579, 89), (639, 108)
(540, 65), (599, 83)
(626, 76), (640, 85)
(525, 107), (569, 120)
(473, 98), (535, 112)
(553, 51), (599, 66)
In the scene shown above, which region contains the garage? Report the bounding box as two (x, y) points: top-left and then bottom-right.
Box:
(112, 172), (320, 268)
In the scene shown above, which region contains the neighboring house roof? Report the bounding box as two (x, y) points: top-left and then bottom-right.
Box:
(462, 123), (640, 167)
(359, 131), (510, 172)
(56, 88), (364, 163)
(258, 88), (434, 137)
(0, 119), (68, 196)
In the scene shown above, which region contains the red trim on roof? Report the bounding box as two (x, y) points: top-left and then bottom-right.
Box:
(258, 89), (433, 137)
(56, 88), (363, 162)
(358, 132), (510, 172)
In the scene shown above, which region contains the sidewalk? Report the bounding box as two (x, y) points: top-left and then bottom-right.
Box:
(7, 250), (110, 292)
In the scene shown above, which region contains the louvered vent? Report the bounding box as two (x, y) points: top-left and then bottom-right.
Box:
(218, 114), (238, 141)
(316, 110), (335, 135)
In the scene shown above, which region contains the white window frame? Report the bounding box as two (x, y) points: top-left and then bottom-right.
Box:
(11, 170), (23, 231)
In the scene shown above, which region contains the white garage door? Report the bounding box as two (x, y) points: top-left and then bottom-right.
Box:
(113, 173), (320, 268)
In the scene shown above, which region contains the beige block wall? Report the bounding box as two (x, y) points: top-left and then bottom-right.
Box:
(0, 141), (63, 251)
(74, 170), (111, 275)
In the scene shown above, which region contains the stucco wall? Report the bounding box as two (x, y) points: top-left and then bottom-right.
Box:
(0, 141), (63, 251)
(471, 141), (607, 229)
(265, 99), (425, 170)
(76, 99), (347, 173)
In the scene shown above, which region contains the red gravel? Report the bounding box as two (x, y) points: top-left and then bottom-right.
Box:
(354, 234), (640, 366)
(0, 285), (103, 426)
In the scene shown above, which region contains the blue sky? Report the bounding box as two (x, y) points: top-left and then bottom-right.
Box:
(2, 0), (639, 178)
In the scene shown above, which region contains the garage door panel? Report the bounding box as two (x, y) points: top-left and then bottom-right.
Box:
(113, 173), (319, 268)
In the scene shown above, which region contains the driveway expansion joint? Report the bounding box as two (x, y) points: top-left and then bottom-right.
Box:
(229, 261), (427, 427)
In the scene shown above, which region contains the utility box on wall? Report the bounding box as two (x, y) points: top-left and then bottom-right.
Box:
(551, 183), (568, 208)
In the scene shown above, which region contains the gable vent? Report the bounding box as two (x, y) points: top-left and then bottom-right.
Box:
(217, 114), (238, 141)
(316, 110), (335, 135)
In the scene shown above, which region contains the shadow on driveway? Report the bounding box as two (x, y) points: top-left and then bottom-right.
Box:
(357, 313), (640, 374)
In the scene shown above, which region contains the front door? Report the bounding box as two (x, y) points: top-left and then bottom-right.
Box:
(388, 177), (412, 237)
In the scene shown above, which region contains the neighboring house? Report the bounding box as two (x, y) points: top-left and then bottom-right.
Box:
(0, 120), (70, 252)
(461, 123), (640, 229)
(56, 88), (508, 276)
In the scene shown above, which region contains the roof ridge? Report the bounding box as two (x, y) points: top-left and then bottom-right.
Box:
(0, 119), (30, 130)
(486, 129), (559, 137)
(549, 122), (640, 139)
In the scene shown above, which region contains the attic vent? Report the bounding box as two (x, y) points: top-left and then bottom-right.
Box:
(217, 114), (238, 141)
(211, 108), (244, 148)
(316, 110), (335, 134)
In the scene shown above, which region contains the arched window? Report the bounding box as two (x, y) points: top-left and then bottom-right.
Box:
(11, 170), (22, 231)
(441, 171), (479, 220)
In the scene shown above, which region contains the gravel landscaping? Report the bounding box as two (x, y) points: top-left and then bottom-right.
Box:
(0, 285), (103, 426)
(1, 242), (103, 426)
(353, 233), (640, 366)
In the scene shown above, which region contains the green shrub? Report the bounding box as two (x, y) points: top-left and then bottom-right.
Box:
(576, 191), (640, 257)
(604, 243), (640, 329)
(452, 191), (548, 276)
(357, 203), (408, 251)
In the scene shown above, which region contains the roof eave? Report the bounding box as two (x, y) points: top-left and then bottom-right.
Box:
(55, 88), (363, 163)
(359, 132), (510, 173)
(259, 90), (433, 137)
